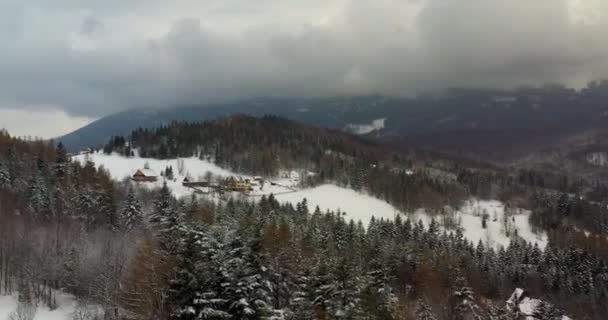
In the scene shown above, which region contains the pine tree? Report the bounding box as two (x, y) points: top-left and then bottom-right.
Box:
(361, 264), (397, 319)
(415, 300), (437, 320)
(121, 189), (143, 231)
(533, 301), (564, 320)
(99, 187), (119, 230)
(0, 160), (10, 188)
(452, 277), (483, 320)
(55, 142), (69, 177)
(27, 175), (51, 220)
(149, 182), (174, 227)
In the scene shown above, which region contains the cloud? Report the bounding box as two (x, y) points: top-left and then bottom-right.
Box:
(0, 0), (608, 119)
(0, 107), (93, 139)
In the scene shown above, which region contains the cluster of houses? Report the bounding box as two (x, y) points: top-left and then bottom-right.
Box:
(131, 168), (266, 195)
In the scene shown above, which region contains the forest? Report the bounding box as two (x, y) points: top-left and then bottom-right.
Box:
(1, 123), (608, 319)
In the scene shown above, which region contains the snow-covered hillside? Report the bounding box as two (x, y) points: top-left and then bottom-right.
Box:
(279, 187), (546, 248)
(276, 184), (399, 228)
(412, 200), (547, 249)
(73, 152), (297, 198)
(76, 152), (546, 249)
(344, 118), (386, 134)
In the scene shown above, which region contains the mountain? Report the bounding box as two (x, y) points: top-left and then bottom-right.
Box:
(60, 83), (608, 179)
(4, 116), (608, 319)
(58, 96), (394, 151)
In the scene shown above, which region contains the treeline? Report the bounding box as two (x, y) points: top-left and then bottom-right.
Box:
(121, 188), (605, 319)
(104, 115), (608, 236)
(0, 130), (142, 318)
(1, 129), (607, 319)
(106, 114), (386, 176)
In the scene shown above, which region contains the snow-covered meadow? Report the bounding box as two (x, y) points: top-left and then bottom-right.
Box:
(411, 200), (547, 249)
(73, 152), (297, 198)
(276, 184), (400, 228)
(75, 152), (546, 249)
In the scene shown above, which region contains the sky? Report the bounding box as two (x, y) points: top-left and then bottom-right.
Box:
(1, 0), (608, 138)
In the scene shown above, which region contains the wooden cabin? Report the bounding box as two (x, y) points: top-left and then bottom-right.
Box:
(132, 169), (158, 182)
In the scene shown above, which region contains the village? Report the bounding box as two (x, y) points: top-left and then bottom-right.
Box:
(131, 165), (303, 197)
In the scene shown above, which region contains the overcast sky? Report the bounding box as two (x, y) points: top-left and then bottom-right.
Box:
(1, 0), (608, 138)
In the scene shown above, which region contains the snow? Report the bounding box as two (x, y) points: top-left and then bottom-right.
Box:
(73, 152), (297, 198)
(410, 199), (547, 249)
(506, 288), (572, 320)
(587, 151), (608, 167)
(77, 153), (546, 248)
(344, 118), (386, 134)
(457, 199), (547, 249)
(275, 184), (399, 228)
(138, 168), (158, 177)
(0, 292), (87, 320)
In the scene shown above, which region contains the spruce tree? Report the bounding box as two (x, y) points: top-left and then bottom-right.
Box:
(121, 189), (143, 231)
(0, 160), (10, 187)
(415, 300), (437, 320)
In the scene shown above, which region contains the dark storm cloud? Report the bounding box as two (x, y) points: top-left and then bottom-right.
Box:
(1, 0), (608, 118)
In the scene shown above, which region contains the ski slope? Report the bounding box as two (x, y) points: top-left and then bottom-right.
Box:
(75, 152), (546, 249)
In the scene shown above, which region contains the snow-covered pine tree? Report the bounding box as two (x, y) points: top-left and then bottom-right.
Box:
(121, 189), (143, 231)
(452, 276), (484, 320)
(0, 160), (10, 187)
(73, 188), (97, 228)
(415, 299), (438, 320)
(314, 260), (364, 319)
(149, 182), (174, 227)
(167, 226), (224, 320)
(98, 187), (119, 230)
(361, 264), (397, 319)
(221, 238), (275, 319)
(27, 175), (51, 220)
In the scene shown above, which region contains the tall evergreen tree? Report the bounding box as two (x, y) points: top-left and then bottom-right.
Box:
(121, 189), (143, 231)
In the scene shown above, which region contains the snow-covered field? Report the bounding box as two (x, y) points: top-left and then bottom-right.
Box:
(276, 184), (400, 228)
(0, 292), (90, 320)
(76, 152), (546, 249)
(279, 187), (547, 248)
(344, 118), (386, 134)
(411, 199), (547, 249)
(73, 152), (297, 198)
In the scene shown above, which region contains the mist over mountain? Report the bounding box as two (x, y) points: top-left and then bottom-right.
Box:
(61, 83), (608, 178)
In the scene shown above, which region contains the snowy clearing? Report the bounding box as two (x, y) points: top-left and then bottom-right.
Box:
(276, 184), (400, 228)
(280, 187), (546, 248)
(411, 199), (547, 249)
(344, 118), (386, 134)
(77, 153), (546, 249)
(0, 292), (94, 320)
(73, 152), (298, 198)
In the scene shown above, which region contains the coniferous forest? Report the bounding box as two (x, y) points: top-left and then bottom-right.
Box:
(2, 119), (608, 320)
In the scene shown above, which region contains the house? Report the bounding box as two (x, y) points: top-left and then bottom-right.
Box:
(278, 170), (300, 180)
(182, 176), (210, 187)
(132, 169), (158, 182)
(224, 176), (251, 192)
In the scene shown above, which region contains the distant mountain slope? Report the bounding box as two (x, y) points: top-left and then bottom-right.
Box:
(60, 83), (608, 174)
(58, 96), (395, 151)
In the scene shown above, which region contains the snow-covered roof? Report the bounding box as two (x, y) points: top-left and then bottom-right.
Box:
(135, 168), (157, 177)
